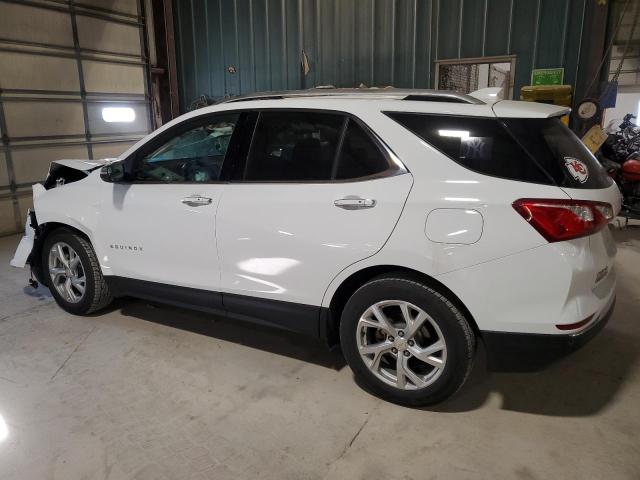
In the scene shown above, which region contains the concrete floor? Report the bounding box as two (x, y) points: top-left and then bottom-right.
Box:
(0, 228), (638, 480)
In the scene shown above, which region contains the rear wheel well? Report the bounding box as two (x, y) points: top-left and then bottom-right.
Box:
(324, 265), (480, 346)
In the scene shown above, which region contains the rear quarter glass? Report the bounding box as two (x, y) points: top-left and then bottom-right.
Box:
(502, 117), (613, 189)
(386, 112), (612, 189)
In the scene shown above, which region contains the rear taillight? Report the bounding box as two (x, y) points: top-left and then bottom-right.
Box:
(513, 198), (613, 242)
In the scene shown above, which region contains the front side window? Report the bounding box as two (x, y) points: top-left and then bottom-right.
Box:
(243, 111), (397, 182)
(135, 113), (239, 182)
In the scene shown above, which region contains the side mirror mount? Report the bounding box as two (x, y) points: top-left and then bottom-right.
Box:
(100, 162), (125, 183)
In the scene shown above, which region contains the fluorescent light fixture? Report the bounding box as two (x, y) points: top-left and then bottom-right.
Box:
(438, 129), (470, 139)
(102, 107), (135, 123)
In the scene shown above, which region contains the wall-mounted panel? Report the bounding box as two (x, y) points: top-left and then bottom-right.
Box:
(11, 145), (89, 184)
(3, 102), (85, 138)
(0, 52), (80, 91)
(76, 15), (142, 55)
(91, 141), (136, 159)
(78, 0), (139, 16)
(0, 2), (74, 47)
(82, 61), (146, 94)
(0, 197), (16, 235)
(0, 153), (8, 187)
(174, 0), (589, 112)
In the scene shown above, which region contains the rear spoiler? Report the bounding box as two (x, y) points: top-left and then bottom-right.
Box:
(491, 100), (571, 118)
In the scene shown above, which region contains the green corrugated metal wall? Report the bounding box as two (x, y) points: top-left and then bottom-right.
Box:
(173, 0), (589, 111)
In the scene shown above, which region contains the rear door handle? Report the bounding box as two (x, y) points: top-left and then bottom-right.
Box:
(181, 195), (212, 206)
(334, 197), (376, 210)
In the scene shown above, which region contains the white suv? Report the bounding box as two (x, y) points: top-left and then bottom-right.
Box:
(11, 89), (621, 405)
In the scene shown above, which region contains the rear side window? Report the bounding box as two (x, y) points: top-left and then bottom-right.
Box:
(386, 112), (552, 184)
(387, 113), (612, 188)
(244, 111), (396, 182)
(335, 120), (390, 179)
(244, 111), (344, 181)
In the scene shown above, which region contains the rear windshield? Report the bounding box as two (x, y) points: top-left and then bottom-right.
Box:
(502, 117), (612, 189)
(386, 113), (612, 189)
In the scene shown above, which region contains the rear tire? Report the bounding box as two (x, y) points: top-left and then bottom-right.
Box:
(42, 229), (113, 315)
(340, 275), (475, 406)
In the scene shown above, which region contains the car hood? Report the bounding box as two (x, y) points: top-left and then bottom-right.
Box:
(51, 158), (114, 172)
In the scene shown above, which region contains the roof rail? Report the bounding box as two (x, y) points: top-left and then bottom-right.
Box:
(219, 88), (484, 105)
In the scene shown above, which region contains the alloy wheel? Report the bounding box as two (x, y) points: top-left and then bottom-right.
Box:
(356, 300), (447, 390)
(48, 242), (86, 304)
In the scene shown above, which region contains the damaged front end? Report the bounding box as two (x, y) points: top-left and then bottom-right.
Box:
(9, 206), (44, 288)
(10, 158), (110, 285)
(43, 158), (108, 190)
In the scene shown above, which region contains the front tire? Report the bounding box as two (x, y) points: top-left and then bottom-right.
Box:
(340, 275), (475, 406)
(42, 229), (113, 315)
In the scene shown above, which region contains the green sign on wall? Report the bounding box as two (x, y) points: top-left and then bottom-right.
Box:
(531, 68), (564, 86)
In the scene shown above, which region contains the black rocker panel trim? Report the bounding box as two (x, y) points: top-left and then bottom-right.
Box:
(105, 276), (225, 315)
(104, 276), (322, 338)
(223, 293), (321, 337)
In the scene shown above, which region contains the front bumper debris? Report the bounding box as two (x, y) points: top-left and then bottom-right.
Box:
(10, 209), (37, 269)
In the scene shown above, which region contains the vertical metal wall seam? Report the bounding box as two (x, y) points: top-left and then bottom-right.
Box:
(560, 0), (572, 66)
(391, 0), (396, 85)
(411, 0), (418, 87)
(266, 0), (272, 90)
(457, 0), (464, 58)
(69, 0), (93, 160)
(573, 0), (587, 92)
(370, 0), (375, 85)
(434, 0), (440, 61)
(205, 0), (211, 97)
(481, 0), (488, 56)
(219, 0), (227, 95)
(316, 0), (322, 85)
(0, 97), (21, 231)
(426, 0), (433, 85)
(334, 1), (340, 87)
(189, 0), (198, 96)
(249, 0), (256, 92)
(507, 0), (514, 53)
(531, 0), (542, 71)
(234, 0), (241, 93)
(298, 0), (303, 89)
(281, 0), (287, 89)
(351, 0), (356, 86)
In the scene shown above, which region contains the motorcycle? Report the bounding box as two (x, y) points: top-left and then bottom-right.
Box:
(597, 113), (640, 221)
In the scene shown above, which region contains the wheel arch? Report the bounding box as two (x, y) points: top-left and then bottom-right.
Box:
(30, 221), (93, 285)
(322, 265), (480, 346)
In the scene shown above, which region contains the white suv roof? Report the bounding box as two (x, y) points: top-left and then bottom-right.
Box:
(216, 87), (571, 119)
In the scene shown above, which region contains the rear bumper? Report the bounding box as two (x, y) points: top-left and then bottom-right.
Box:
(482, 296), (615, 371)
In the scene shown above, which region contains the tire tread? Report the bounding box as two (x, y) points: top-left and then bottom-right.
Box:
(74, 235), (113, 314)
(340, 274), (476, 405)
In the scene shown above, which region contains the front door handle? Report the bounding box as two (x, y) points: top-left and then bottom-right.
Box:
(334, 197), (376, 210)
(181, 195), (212, 207)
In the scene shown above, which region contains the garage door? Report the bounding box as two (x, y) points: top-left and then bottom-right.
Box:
(0, 0), (153, 235)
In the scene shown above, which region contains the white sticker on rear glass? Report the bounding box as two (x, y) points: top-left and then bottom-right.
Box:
(564, 157), (589, 183)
